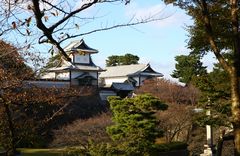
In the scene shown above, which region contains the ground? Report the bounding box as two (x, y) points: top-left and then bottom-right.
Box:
(18, 148), (65, 156)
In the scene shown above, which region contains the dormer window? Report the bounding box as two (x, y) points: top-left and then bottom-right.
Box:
(74, 53), (90, 64)
(64, 39), (98, 65)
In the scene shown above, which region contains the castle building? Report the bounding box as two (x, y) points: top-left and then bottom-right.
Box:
(41, 39), (103, 87)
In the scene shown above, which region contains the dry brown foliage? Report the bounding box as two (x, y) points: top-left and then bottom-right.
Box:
(156, 103), (194, 143)
(0, 40), (98, 153)
(50, 113), (112, 148)
(0, 40), (34, 153)
(136, 78), (199, 105)
(136, 78), (199, 144)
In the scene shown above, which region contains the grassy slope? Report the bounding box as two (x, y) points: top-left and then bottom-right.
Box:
(18, 148), (65, 156)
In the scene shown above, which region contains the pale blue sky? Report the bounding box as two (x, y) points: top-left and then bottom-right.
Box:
(68, 0), (216, 81)
(4, 0), (216, 81)
(74, 0), (195, 81)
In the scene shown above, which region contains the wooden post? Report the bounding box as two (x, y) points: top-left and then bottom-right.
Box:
(205, 98), (213, 155)
(206, 109), (213, 147)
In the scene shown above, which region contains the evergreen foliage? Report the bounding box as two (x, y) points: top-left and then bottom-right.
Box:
(162, 3), (240, 152)
(172, 54), (207, 84)
(106, 53), (139, 67)
(40, 54), (61, 73)
(173, 53), (231, 126)
(107, 94), (168, 155)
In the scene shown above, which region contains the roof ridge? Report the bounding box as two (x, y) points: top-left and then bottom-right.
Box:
(105, 63), (146, 68)
(63, 39), (98, 53)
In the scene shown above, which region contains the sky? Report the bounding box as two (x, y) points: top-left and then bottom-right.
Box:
(4, 0), (217, 82)
(64, 0), (216, 81)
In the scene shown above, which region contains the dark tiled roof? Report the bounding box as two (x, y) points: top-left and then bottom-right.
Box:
(64, 39), (98, 54)
(111, 82), (134, 91)
(75, 72), (97, 80)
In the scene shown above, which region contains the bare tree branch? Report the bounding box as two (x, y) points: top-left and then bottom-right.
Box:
(0, 0), (169, 62)
(48, 0), (99, 32)
(41, 0), (69, 15)
(59, 15), (169, 44)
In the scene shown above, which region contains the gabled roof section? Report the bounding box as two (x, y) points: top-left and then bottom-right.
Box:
(128, 64), (163, 77)
(99, 64), (163, 78)
(75, 72), (97, 80)
(64, 39), (98, 54)
(47, 61), (104, 72)
(111, 82), (134, 91)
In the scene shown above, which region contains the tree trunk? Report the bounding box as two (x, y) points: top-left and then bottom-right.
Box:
(229, 70), (240, 156)
(3, 103), (16, 156)
(216, 137), (223, 156)
(230, 0), (240, 154)
(199, 0), (240, 154)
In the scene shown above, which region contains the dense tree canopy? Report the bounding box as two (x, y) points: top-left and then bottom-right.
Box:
(172, 54), (231, 117)
(0, 40), (32, 155)
(173, 58), (231, 127)
(162, 1), (240, 154)
(172, 54), (207, 84)
(106, 53), (139, 66)
(107, 94), (168, 155)
(0, 40), (33, 79)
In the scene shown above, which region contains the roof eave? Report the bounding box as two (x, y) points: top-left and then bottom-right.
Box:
(70, 68), (105, 72)
(70, 49), (98, 54)
(99, 75), (128, 78)
(47, 68), (70, 72)
(128, 73), (164, 77)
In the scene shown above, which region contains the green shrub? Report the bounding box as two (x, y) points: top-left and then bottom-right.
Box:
(156, 142), (188, 152)
(107, 94), (168, 155)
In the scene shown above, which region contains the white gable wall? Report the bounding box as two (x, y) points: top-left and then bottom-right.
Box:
(103, 76), (128, 86)
(132, 76), (140, 86)
(134, 76), (147, 86)
(56, 72), (70, 80)
(140, 76), (148, 86)
(102, 75), (150, 87)
(132, 75), (155, 86)
(74, 53), (90, 64)
(41, 72), (55, 79)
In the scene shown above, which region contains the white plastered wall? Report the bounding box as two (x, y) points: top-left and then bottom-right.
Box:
(74, 53), (90, 64)
(103, 76), (128, 86)
(56, 72), (70, 80)
(132, 76), (149, 86)
(41, 72), (55, 79)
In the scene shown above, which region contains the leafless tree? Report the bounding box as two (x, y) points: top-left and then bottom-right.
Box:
(0, 40), (94, 154)
(156, 103), (193, 143)
(136, 78), (199, 144)
(50, 113), (112, 149)
(0, 0), (168, 61)
(136, 78), (199, 105)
